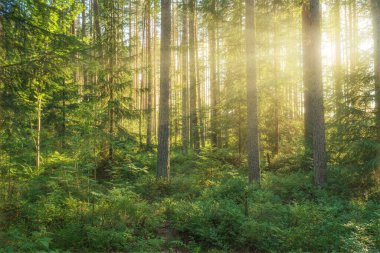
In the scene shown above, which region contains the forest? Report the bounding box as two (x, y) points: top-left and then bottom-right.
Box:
(1, 0), (380, 252)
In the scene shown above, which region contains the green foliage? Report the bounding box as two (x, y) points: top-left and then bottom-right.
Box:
(1, 148), (380, 252)
(1, 1), (380, 252)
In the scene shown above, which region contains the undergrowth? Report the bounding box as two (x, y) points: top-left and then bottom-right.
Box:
(1, 148), (380, 252)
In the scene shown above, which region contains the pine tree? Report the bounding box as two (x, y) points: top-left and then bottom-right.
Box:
(371, 0), (380, 143)
(189, 0), (200, 151)
(157, 0), (171, 179)
(181, 0), (189, 155)
(245, 0), (260, 183)
(304, 0), (327, 186)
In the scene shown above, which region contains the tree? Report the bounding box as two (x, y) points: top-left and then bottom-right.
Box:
(371, 0), (380, 143)
(189, 0), (200, 151)
(334, 0), (343, 117)
(245, 0), (260, 183)
(273, 0), (280, 155)
(157, 0), (171, 179)
(181, 0), (189, 154)
(302, 1), (313, 148)
(303, 0), (327, 186)
(209, 0), (218, 148)
(146, 0), (153, 150)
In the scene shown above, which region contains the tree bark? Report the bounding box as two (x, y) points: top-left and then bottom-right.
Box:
(306, 0), (327, 186)
(153, 1), (158, 142)
(81, 0), (87, 98)
(302, 2), (313, 149)
(36, 94), (42, 171)
(139, 5), (145, 148)
(245, 0), (260, 183)
(273, 3), (280, 155)
(93, 0), (101, 54)
(146, 0), (153, 150)
(82, 0), (86, 37)
(195, 16), (205, 148)
(189, 0), (200, 151)
(371, 0), (380, 143)
(209, 0), (218, 148)
(157, 0), (171, 179)
(181, 0), (189, 154)
(334, 0), (343, 117)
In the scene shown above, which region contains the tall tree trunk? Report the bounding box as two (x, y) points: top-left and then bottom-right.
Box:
(91, 0), (101, 178)
(371, 0), (380, 143)
(215, 19), (221, 147)
(82, 0), (86, 37)
(209, 0), (218, 148)
(344, 1), (350, 74)
(273, 3), (280, 155)
(153, 1), (158, 142)
(349, 0), (357, 72)
(157, 0), (171, 179)
(135, 2), (140, 112)
(181, 0), (189, 154)
(146, 0), (153, 150)
(82, 0), (87, 97)
(238, 101), (242, 160)
(334, 0), (343, 117)
(170, 4), (179, 147)
(245, 0), (260, 183)
(36, 94), (42, 171)
(93, 0), (101, 54)
(195, 17), (205, 148)
(61, 80), (66, 149)
(306, 0), (327, 186)
(189, 0), (200, 151)
(108, 0), (116, 161)
(302, 2), (313, 149)
(139, 6), (146, 148)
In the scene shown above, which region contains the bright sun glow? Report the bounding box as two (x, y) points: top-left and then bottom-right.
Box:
(321, 3), (373, 68)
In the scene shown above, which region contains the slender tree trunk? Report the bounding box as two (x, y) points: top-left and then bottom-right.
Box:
(139, 6), (146, 148)
(209, 0), (218, 148)
(36, 94), (42, 171)
(82, 0), (87, 97)
(349, 0), (357, 72)
(307, 0), (327, 186)
(92, 0), (101, 178)
(108, 0), (116, 161)
(181, 0), (189, 154)
(135, 2), (140, 111)
(157, 0), (171, 179)
(171, 4), (179, 147)
(128, 1), (132, 56)
(302, 2), (313, 149)
(61, 81), (66, 149)
(195, 17), (205, 148)
(82, 0), (86, 37)
(89, 0), (93, 37)
(344, 1), (350, 75)
(153, 2), (158, 142)
(215, 20), (221, 147)
(353, 0), (358, 66)
(146, 0), (153, 150)
(334, 0), (343, 117)
(273, 5), (280, 155)
(189, 0), (200, 151)
(372, 0), (380, 143)
(238, 101), (242, 160)
(93, 0), (101, 54)
(245, 0), (260, 183)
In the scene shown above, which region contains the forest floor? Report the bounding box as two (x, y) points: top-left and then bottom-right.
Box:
(1, 148), (380, 252)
